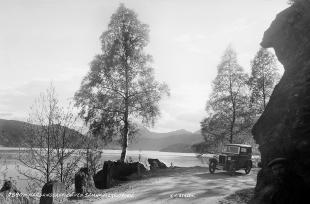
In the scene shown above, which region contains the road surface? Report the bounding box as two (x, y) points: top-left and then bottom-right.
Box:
(69, 166), (258, 204)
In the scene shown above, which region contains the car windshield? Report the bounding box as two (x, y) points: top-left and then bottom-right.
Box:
(223, 145), (240, 154)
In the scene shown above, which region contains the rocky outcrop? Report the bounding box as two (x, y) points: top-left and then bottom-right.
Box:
(112, 161), (147, 180)
(148, 159), (167, 170)
(93, 161), (147, 189)
(252, 0), (310, 202)
(0, 180), (33, 204)
(74, 167), (94, 195)
(93, 161), (114, 189)
(93, 169), (105, 189)
(39, 181), (66, 204)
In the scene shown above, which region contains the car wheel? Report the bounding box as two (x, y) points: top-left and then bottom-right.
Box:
(245, 161), (252, 174)
(209, 161), (216, 174)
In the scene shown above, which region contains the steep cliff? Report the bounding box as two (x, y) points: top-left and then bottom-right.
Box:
(252, 0), (310, 201)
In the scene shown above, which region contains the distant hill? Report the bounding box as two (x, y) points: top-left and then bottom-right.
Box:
(127, 127), (204, 152)
(0, 119), (85, 148)
(0, 118), (204, 153)
(0, 119), (27, 147)
(135, 125), (193, 139)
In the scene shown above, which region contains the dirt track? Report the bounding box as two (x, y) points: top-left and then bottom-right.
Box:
(68, 166), (258, 204)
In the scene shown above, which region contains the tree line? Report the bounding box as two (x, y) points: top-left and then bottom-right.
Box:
(198, 46), (280, 153)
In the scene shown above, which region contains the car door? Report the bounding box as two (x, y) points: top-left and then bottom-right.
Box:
(238, 147), (248, 168)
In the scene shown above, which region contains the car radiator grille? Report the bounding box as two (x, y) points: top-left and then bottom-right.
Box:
(219, 155), (226, 164)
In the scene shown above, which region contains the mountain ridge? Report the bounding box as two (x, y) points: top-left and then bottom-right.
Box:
(0, 118), (204, 152)
(0, 118), (85, 148)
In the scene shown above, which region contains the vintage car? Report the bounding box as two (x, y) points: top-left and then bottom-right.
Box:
(209, 144), (252, 175)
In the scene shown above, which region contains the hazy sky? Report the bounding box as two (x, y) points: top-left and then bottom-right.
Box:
(0, 0), (288, 132)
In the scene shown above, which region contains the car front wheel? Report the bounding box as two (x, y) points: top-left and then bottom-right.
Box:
(209, 161), (216, 174)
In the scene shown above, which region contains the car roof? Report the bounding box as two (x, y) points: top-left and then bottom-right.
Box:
(224, 144), (252, 148)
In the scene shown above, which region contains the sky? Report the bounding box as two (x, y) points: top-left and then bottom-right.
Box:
(0, 0), (288, 133)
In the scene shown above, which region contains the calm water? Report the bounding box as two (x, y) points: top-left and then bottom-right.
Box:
(0, 147), (208, 191)
(101, 149), (207, 167)
(0, 147), (207, 167)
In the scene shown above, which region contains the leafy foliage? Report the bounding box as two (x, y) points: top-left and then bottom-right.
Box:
(75, 4), (169, 162)
(201, 46), (252, 146)
(249, 48), (279, 115)
(199, 47), (280, 154)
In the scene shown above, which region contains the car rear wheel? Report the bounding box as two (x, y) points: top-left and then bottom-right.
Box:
(209, 161), (216, 174)
(245, 161), (252, 174)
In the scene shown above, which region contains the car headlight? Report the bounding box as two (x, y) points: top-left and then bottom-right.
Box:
(227, 157), (231, 161)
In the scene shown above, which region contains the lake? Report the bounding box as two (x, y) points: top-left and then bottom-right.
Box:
(0, 147), (208, 191)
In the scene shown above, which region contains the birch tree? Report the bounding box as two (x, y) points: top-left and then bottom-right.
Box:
(74, 4), (169, 162)
(202, 46), (250, 144)
(249, 48), (279, 115)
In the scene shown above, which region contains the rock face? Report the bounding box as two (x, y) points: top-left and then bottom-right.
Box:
(252, 0), (310, 202)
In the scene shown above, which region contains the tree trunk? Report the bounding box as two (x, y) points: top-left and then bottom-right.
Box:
(60, 129), (66, 182)
(120, 73), (129, 162)
(120, 115), (129, 162)
(230, 112), (235, 144)
(120, 57), (129, 162)
(229, 75), (235, 144)
(120, 22), (130, 163)
(47, 126), (50, 183)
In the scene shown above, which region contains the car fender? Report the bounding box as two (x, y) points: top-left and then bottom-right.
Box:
(209, 157), (218, 165)
(247, 160), (253, 167)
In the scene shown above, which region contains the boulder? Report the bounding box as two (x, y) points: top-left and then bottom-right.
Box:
(0, 181), (19, 193)
(93, 161), (113, 189)
(93, 169), (105, 189)
(102, 161), (113, 188)
(39, 181), (65, 204)
(74, 167), (93, 195)
(93, 160), (147, 189)
(112, 161), (147, 180)
(0, 180), (32, 204)
(130, 162), (147, 178)
(251, 0), (310, 202)
(148, 159), (167, 170)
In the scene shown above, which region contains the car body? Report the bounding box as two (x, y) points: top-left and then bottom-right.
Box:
(209, 144), (252, 175)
